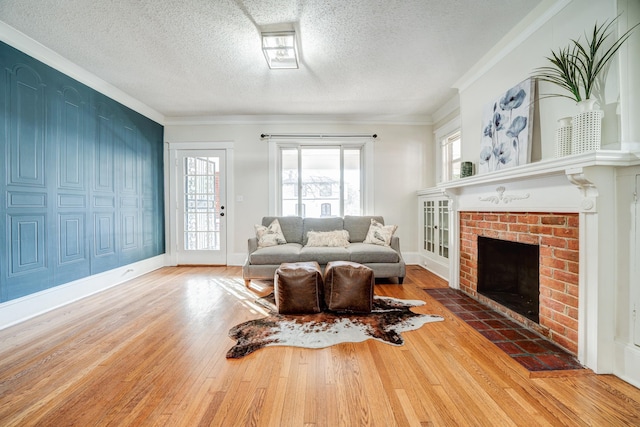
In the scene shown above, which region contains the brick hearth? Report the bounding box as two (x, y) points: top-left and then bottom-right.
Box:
(459, 212), (579, 354)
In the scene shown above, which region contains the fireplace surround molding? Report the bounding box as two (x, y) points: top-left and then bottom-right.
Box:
(435, 150), (640, 377)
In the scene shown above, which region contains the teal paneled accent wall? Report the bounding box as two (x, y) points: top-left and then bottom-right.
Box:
(0, 41), (165, 303)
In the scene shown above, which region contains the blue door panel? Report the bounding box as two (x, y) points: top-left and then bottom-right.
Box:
(58, 213), (85, 263)
(121, 211), (138, 250)
(9, 213), (46, 275)
(9, 65), (45, 187)
(58, 87), (84, 190)
(94, 109), (115, 194)
(0, 41), (165, 303)
(8, 191), (47, 208)
(94, 212), (116, 256)
(91, 211), (119, 274)
(58, 193), (86, 209)
(122, 126), (138, 194)
(143, 210), (154, 247)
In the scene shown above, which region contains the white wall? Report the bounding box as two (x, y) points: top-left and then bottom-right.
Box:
(164, 122), (433, 264)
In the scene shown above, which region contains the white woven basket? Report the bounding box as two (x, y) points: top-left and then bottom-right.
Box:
(555, 118), (572, 157)
(571, 110), (603, 154)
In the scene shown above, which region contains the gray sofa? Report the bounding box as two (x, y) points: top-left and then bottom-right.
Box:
(242, 215), (406, 285)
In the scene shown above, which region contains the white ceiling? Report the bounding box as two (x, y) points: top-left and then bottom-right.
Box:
(0, 0), (541, 121)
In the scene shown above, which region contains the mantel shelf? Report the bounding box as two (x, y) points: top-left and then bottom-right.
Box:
(419, 151), (640, 195)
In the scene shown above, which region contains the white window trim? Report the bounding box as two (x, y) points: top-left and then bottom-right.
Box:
(434, 117), (461, 184)
(268, 138), (374, 216)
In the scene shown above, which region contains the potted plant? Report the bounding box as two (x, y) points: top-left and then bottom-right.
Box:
(534, 16), (638, 153)
(534, 16), (639, 105)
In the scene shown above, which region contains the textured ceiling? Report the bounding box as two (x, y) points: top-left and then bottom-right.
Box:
(0, 0), (541, 120)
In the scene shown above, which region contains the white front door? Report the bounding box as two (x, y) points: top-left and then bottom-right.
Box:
(176, 150), (227, 265)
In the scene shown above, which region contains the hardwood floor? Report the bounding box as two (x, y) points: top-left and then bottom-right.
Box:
(1, 265), (639, 426)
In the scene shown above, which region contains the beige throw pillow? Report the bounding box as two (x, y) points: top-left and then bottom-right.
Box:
(255, 219), (287, 248)
(305, 230), (351, 247)
(363, 219), (397, 246)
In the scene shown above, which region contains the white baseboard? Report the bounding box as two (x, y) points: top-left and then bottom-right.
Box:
(228, 252), (247, 267)
(0, 255), (166, 330)
(401, 251), (420, 265)
(614, 341), (640, 389)
(415, 254), (450, 281)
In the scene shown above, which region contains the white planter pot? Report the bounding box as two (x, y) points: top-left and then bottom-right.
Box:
(555, 116), (572, 157)
(571, 99), (603, 154)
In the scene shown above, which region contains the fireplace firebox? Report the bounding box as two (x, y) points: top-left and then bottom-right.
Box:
(477, 236), (540, 323)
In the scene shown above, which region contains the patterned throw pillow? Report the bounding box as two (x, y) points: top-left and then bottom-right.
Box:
(305, 230), (351, 247)
(363, 219), (397, 246)
(255, 219), (287, 248)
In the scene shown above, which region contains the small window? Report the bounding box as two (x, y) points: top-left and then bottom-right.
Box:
(321, 203), (331, 217)
(441, 131), (461, 182)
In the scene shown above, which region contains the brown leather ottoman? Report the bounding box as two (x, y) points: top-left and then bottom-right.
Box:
(323, 261), (374, 313)
(274, 261), (324, 314)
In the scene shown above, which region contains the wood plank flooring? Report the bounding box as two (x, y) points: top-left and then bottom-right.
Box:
(1, 265), (639, 426)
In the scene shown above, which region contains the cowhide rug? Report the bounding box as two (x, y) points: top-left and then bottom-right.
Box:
(226, 295), (444, 359)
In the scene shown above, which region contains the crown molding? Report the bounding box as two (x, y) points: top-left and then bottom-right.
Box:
(164, 114), (433, 126)
(0, 21), (165, 124)
(432, 96), (460, 125)
(452, 0), (571, 92)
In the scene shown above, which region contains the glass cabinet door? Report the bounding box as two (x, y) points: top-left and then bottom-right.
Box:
(424, 200), (435, 252)
(438, 199), (449, 258)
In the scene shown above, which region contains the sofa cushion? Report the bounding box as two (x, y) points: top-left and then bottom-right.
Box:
(255, 219), (286, 248)
(344, 215), (385, 242)
(299, 246), (350, 264)
(363, 219), (398, 246)
(306, 230), (350, 247)
(347, 243), (400, 263)
(249, 243), (302, 264)
(302, 217), (344, 245)
(262, 216), (303, 244)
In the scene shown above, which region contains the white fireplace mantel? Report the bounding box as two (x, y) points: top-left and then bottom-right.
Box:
(437, 151), (640, 192)
(426, 150), (640, 379)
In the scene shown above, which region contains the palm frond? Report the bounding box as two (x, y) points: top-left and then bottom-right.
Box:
(532, 15), (639, 102)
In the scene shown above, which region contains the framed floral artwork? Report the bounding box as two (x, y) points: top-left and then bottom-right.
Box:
(479, 78), (535, 173)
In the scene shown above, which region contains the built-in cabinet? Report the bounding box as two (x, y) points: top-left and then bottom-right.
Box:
(417, 189), (451, 280)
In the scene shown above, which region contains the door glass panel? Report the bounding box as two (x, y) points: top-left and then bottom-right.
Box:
(439, 200), (449, 258)
(183, 156), (220, 250)
(425, 200), (435, 252)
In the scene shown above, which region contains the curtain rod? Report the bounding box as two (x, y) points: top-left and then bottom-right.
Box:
(260, 133), (377, 139)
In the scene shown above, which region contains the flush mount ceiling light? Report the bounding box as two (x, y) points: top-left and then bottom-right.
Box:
(261, 31), (298, 69)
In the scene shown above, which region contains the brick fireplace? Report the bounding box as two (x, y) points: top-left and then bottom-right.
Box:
(430, 151), (640, 377)
(459, 211), (579, 354)
(428, 150), (640, 384)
